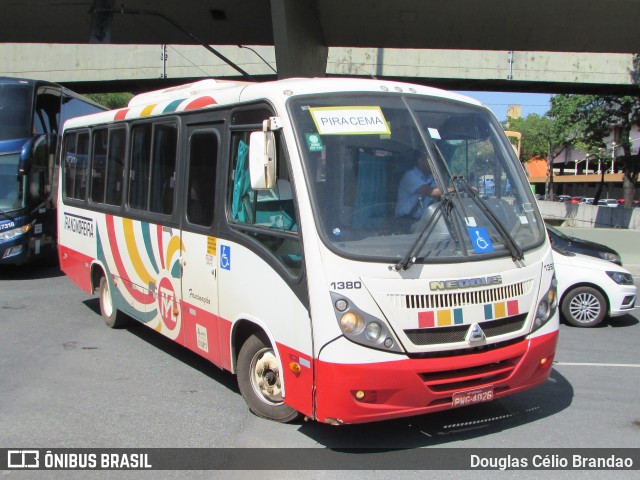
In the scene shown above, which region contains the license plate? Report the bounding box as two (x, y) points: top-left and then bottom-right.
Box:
(452, 385), (494, 407)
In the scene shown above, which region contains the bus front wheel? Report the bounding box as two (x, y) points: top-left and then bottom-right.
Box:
(99, 276), (129, 329)
(237, 334), (300, 423)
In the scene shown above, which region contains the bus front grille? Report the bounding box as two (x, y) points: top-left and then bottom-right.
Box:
(404, 314), (528, 346)
(420, 356), (521, 393)
(389, 279), (534, 310)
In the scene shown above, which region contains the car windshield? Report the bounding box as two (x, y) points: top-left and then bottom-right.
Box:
(288, 92), (546, 263)
(0, 82), (33, 141)
(0, 153), (26, 212)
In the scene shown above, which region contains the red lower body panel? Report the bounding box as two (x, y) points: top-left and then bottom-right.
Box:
(314, 331), (558, 424)
(59, 245), (93, 294)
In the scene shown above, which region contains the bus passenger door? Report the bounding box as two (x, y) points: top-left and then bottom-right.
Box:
(179, 125), (224, 368)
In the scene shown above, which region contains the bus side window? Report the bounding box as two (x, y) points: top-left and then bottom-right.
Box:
(76, 133), (90, 200)
(129, 124), (151, 210)
(63, 131), (90, 201)
(149, 124), (177, 215)
(62, 132), (77, 199)
(230, 136), (252, 224)
(105, 127), (126, 206)
(230, 133), (297, 231)
(187, 131), (218, 226)
(228, 130), (302, 275)
(33, 86), (60, 137)
(91, 128), (108, 203)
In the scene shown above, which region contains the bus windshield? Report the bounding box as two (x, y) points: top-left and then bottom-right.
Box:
(0, 82), (32, 141)
(289, 93), (545, 263)
(0, 153), (25, 212)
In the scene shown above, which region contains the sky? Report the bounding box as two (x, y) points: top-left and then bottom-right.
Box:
(456, 91), (553, 122)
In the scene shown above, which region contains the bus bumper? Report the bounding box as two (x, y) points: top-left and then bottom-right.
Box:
(314, 330), (558, 425)
(0, 234), (31, 265)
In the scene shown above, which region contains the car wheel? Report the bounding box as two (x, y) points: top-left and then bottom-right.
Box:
(561, 286), (606, 327)
(99, 276), (130, 329)
(236, 333), (301, 423)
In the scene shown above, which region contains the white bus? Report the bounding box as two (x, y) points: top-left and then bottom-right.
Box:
(58, 78), (558, 424)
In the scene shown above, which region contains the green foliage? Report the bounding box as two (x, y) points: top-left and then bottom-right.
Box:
(85, 92), (133, 109)
(508, 114), (552, 160)
(514, 93), (640, 204)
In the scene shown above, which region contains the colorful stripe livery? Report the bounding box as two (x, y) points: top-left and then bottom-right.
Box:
(100, 215), (185, 338)
(110, 96), (217, 122)
(418, 308), (464, 328)
(417, 300), (520, 328)
(484, 300), (519, 320)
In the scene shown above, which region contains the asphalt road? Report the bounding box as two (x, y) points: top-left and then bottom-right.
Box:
(0, 263), (638, 479)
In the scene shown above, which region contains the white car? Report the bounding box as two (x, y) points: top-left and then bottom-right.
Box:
(597, 199), (619, 207)
(553, 248), (637, 327)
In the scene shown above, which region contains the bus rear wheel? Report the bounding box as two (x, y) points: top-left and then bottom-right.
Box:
(99, 276), (129, 329)
(237, 334), (300, 423)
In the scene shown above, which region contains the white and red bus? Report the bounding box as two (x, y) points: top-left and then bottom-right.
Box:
(58, 78), (558, 424)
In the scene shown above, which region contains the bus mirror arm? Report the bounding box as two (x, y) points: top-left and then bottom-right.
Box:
(18, 134), (47, 177)
(249, 130), (277, 190)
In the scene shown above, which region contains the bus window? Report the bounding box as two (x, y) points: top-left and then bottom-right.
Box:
(0, 154), (24, 210)
(33, 86), (61, 137)
(60, 94), (105, 128)
(0, 83), (31, 141)
(91, 128), (108, 203)
(149, 124), (177, 215)
(128, 124), (151, 210)
(63, 130), (90, 200)
(105, 127), (126, 206)
(228, 130), (302, 275)
(187, 130), (218, 226)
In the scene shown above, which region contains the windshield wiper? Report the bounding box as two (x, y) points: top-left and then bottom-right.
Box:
(0, 208), (15, 221)
(391, 194), (452, 271)
(453, 175), (525, 262)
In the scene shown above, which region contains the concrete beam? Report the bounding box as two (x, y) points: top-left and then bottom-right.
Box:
(0, 44), (637, 93)
(328, 49), (637, 87)
(270, 0), (328, 78)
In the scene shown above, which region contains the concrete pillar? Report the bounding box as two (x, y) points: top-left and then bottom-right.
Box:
(89, 0), (114, 43)
(270, 0), (328, 78)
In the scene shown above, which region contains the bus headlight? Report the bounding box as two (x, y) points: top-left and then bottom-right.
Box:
(364, 322), (382, 342)
(331, 292), (403, 353)
(0, 224), (31, 243)
(532, 276), (557, 333)
(339, 311), (364, 334)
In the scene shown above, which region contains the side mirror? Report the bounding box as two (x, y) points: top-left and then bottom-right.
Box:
(249, 130), (277, 190)
(18, 135), (47, 176)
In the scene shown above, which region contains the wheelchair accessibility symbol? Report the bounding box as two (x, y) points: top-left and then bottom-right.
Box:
(468, 227), (494, 254)
(220, 245), (231, 270)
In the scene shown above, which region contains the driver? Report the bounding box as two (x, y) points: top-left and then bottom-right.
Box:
(395, 150), (441, 220)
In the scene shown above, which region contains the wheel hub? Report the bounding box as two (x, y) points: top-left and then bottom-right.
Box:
(251, 348), (283, 404)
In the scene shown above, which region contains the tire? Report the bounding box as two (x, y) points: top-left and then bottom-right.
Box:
(236, 333), (301, 423)
(99, 276), (129, 329)
(561, 286), (606, 327)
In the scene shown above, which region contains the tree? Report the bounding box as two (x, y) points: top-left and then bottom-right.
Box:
(595, 96), (640, 208)
(508, 114), (549, 161)
(85, 92), (133, 109)
(561, 95), (640, 207)
(508, 105), (576, 200)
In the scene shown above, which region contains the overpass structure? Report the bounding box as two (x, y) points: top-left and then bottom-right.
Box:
(1, 43), (637, 98)
(1, 0), (639, 94)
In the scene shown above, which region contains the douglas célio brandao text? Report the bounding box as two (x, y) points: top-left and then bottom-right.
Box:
(470, 453), (634, 470)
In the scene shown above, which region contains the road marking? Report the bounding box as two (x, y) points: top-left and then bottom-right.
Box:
(555, 361), (640, 368)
